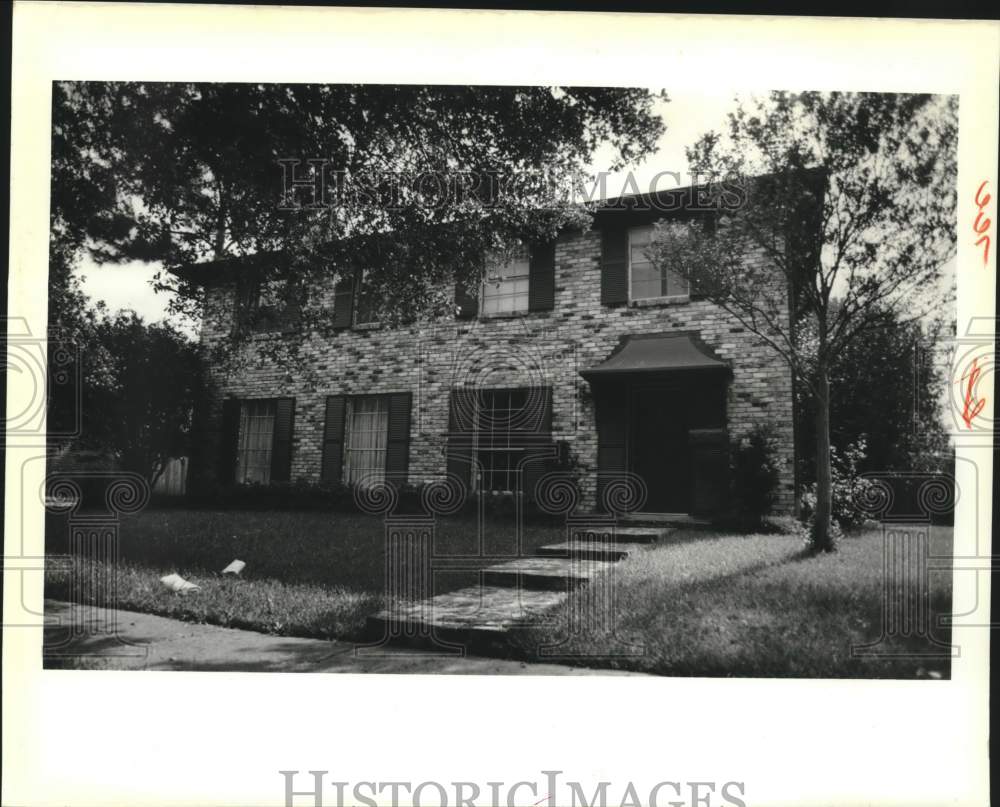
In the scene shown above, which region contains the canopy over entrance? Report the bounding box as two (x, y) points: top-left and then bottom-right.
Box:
(580, 332), (730, 381)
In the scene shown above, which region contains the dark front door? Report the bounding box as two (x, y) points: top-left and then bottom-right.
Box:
(630, 386), (690, 512)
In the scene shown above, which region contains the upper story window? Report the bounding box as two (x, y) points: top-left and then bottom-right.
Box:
(332, 268), (380, 329)
(628, 224), (690, 302)
(237, 274), (301, 334)
(353, 270), (380, 327)
(456, 241), (555, 319)
(482, 248), (531, 315)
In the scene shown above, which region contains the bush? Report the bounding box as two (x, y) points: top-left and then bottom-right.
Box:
(729, 424), (780, 528)
(800, 438), (876, 534)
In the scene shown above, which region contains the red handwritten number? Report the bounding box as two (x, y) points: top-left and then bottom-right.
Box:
(961, 358), (986, 429)
(974, 181), (992, 267)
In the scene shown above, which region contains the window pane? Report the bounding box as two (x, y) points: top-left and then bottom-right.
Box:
(344, 397), (389, 484)
(355, 270), (379, 325)
(237, 400), (276, 484)
(482, 249), (530, 313)
(665, 267), (690, 297)
(630, 259), (661, 300)
(473, 388), (535, 493)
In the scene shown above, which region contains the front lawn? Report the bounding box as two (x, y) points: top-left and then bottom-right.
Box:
(44, 508), (559, 641)
(513, 525), (954, 678)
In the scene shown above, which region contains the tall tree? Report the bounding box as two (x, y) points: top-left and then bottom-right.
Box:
(650, 92), (957, 550)
(50, 83), (667, 326)
(80, 312), (201, 485)
(797, 304), (953, 479)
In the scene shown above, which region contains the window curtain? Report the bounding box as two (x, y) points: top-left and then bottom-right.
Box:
(237, 400), (276, 484)
(344, 397), (389, 483)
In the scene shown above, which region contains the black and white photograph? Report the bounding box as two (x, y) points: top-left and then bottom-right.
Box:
(40, 79), (963, 677)
(4, 5), (996, 807)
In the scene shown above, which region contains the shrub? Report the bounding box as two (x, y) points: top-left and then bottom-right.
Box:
(730, 424), (780, 528)
(800, 438), (876, 536)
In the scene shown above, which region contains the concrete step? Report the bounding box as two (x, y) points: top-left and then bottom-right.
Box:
(536, 541), (646, 562)
(366, 585), (567, 654)
(570, 525), (673, 544)
(482, 556), (617, 590)
(621, 513), (712, 528)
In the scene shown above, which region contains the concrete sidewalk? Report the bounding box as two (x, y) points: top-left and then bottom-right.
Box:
(43, 600), (643, 675)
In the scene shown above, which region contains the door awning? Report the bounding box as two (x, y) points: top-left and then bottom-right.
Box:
(580, 332), (730, 381)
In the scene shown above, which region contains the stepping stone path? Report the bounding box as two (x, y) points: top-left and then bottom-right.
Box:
(367, 524), (678, 656)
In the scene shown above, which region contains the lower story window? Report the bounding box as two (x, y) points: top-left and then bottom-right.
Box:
(237, 399), (276, 484)
(344, 396), (389, 484)
(475, 388), (531, 493)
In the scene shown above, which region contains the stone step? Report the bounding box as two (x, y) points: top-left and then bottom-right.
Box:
(482, 556), (617, 590)
(570, 525), (673, 544)
(536, 541), (647, 562)
(621, 513), (712, 528)
(366, 585), (567, 654)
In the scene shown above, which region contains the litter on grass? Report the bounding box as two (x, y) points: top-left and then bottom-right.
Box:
(160, 573), (199, 593)
(221, 559), (246, 576)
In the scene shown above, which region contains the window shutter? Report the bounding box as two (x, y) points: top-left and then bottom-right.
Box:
(321, 395), (347, 484)
(600, 226), (629, 306)
(332, 276), (355, 329)
(454, 277), (478, 320)
(595, 387), (629, 510)
(528, 241), (556, 311)
(218, 398), (241, 483)
(446, 388), (476, 489)
(385, 392), (412, 486)
(689, 428), (728, 515)
(270, 397), (296, 483)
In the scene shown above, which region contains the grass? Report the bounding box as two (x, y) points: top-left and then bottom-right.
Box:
(513, 524), (954, 678)
(44, 508), (558, 641)
(45, 509), (954, 678)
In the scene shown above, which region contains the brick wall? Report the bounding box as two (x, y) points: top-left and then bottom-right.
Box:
(195, 226), (797, 514)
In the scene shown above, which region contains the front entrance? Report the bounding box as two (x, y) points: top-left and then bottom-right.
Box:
(629, 385), (691, 513)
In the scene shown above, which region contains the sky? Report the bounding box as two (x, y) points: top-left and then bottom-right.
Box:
(72, 92), (737, 332)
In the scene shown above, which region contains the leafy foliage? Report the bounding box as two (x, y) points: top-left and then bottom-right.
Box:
(50, 83), (667, 326)
(649, 92), (958, 551)
(796, 303), (952, 478)
(50, 310), (201, 485)
(730, 424), (781, 528)
(799, 439), (877, 537)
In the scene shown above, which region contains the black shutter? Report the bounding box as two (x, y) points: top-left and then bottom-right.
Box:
(689, 428), (728, 515)
(321, 395), (347, 484)
(219, 398), (241, 483)
(600, 226), (629, 306)
(385, 392), (412, 486)
(455, 277), (478, 319)
(270, 397), (295, 483)
(528, 241), (556, 311)
(446, 388), (476, 488)
(595, 387), (629, 510)
(332, 275), (354, 329)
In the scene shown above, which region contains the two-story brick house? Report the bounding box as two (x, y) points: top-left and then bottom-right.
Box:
(175, 178), (808, 517)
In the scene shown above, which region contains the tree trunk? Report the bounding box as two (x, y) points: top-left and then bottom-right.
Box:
(813, 363), (835, 551)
